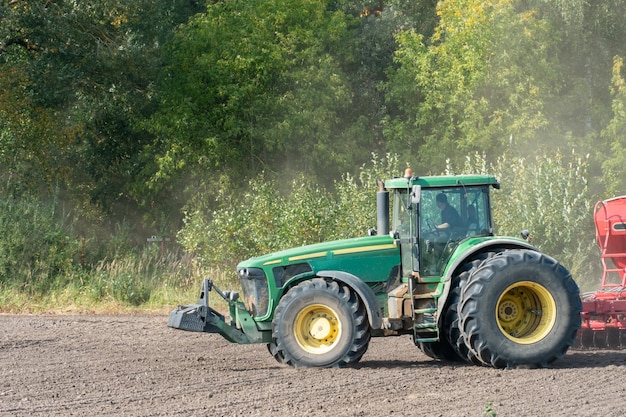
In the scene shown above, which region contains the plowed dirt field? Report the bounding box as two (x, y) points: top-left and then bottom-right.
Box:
(1, 314), (625, 417)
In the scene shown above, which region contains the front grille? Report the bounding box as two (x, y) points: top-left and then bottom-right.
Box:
(237, 267), (269, 317)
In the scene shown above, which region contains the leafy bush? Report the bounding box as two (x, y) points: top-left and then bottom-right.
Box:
(0, 195), (205, 311)
(331, 153), (403, 239)
(181, 150), (598, 291)
(457, 151), (599, 289)
(85, 248), (199, 306)
(0, 150), (600, 311)
(177, 153), (402, 273)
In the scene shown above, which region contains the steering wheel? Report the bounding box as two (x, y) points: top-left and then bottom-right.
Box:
(424, 218), (438, 234)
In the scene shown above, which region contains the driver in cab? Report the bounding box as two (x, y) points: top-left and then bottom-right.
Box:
(435, 193), (462, 233)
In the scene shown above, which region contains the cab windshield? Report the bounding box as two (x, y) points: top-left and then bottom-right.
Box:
(419, 186), (492, 276)
(392, 185), (493, 278)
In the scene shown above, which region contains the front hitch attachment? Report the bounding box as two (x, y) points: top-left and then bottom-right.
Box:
(167, 279), (257, 344)
(167, 279), (224, 331)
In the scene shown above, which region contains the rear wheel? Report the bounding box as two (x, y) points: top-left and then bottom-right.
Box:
(418, 339), (460, 362)
(444, 251), (500, 365)
(459, 249), (581, 368)
(271, 278), (370, 368)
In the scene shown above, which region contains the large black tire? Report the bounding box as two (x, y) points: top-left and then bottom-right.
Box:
(271, 278), (371, 368)
(420, 251), (501, 363)
(458, 249), (582, 368)
(418, 339), (461, 362)
(443, 251), (500, 365)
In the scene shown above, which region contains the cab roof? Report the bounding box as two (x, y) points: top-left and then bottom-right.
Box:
(384, 174), (500, 189)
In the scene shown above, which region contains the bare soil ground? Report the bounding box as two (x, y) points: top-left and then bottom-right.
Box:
(1, 314), (625, 417)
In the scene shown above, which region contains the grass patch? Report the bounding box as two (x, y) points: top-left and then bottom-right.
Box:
(0, 249), (239, 315)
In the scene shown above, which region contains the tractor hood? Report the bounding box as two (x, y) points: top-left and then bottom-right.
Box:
(237, 234), (400, 287)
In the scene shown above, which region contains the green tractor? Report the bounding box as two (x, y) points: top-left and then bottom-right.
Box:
(169, 170), (582, 368)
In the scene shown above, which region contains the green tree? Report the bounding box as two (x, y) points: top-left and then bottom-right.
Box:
(147, 0), (358, 196)
(0, 64), (73, 197)
(384, 0), (557, 172)
(330, 1), (439, 165)
(1, 0), (207, 233)
(601, 55), (626, 197)
(529, 0), (626, 138)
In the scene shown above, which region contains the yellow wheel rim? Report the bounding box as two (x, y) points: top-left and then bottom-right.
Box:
(294, 304), (342, 354)
(496, 281), (556, 344)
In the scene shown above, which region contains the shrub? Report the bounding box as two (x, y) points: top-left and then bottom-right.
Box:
(177, 153), (402, 274)
(457, 151), (599, 289)
(0, 195), (77, 294)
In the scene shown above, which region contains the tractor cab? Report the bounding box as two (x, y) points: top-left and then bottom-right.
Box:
(389, 172), (496, 279)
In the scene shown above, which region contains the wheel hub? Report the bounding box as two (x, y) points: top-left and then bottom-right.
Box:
(294, 304), (342, 354)
(309, 315), (332, 340)
(496, 281), (556, 344)
(498, 300), (519, 322)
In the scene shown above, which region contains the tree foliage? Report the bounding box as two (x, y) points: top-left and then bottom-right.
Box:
(0, 0), (206, 229)
(384, 0), (557, 171)
(602, 55), (626, 196)
(2, 0), (626, 291)
(147, 0), (358, 192)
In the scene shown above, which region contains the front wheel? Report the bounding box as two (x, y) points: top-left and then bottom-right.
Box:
(459, 249), (581, 368)
(271, 278), (371, 368)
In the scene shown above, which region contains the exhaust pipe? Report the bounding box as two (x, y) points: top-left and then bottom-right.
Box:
(376, 179), (389, 236)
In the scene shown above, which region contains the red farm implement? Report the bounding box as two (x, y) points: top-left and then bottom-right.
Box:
(576, 197), (626, 348)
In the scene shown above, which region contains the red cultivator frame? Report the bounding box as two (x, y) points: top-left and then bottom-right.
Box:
(577, 197), (626, 348)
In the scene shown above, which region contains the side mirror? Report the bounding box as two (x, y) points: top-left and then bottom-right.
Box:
(411, 185), (421, 204)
